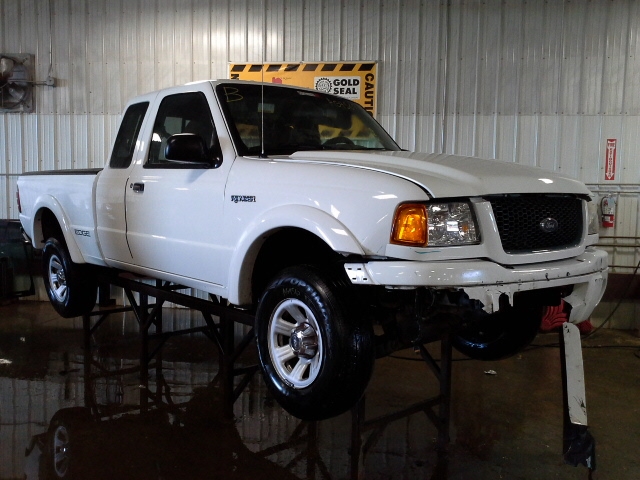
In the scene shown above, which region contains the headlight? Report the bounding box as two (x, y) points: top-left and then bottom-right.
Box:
(587, 201), (599, 235)
(391, 202), (479, 247)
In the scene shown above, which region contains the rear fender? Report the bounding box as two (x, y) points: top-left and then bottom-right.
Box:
(32, 196), (84, 264)
(227, 204), (364, 305)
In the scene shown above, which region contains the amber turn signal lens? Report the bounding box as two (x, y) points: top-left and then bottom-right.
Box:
(391, 204), (428, 246)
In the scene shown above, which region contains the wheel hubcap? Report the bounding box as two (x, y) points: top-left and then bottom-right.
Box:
(268, 299), (323, 389)
(289, 322), (318, 359)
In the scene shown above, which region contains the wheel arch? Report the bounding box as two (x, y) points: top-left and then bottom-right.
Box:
(227, 205), (365, 306)
(32, 199), (84, 263)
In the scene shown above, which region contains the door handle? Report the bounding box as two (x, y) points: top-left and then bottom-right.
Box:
(130, 182), (144, 193)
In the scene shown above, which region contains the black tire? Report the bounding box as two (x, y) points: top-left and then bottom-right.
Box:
(452, 303), (543, 361)
(255, 266), (374, 421)
(44, 408), (92, 479)
(42, 238), (97, 318)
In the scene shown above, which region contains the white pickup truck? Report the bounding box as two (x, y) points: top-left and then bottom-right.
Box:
(17, 80), (608, 420)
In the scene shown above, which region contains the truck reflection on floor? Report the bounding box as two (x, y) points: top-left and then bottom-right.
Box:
(24, 383), (303, 480)
(21, 309), (313, 480)
(12, 297), (451, 480)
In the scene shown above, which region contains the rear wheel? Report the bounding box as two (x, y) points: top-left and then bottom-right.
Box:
(255, 266), (374, 421)
(42, 238), (97, 318)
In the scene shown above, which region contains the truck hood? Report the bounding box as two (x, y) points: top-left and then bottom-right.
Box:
(286, 150), (591, 198)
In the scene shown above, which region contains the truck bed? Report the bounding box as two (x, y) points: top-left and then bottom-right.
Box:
(20, 168), (103, 177)
(18, 169), (105, 265)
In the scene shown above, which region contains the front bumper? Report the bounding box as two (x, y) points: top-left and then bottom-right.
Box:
(344, 247), (608, 323)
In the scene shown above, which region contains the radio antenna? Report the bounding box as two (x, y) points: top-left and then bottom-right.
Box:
(259, 0), (266, 158)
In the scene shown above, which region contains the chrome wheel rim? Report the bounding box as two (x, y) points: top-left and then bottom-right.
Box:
(268, 298), (323, 389)
(52, 424), (70, 477)
(48, 253), (68, 303)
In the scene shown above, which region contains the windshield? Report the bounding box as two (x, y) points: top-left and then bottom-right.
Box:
(216, 82), (400, 156)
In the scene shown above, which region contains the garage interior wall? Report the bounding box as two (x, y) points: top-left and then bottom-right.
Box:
(0, 0), (639, 272)
(0, 2), (638, 474)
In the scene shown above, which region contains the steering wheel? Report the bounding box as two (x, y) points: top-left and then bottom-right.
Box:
(323, 136), (354, 146)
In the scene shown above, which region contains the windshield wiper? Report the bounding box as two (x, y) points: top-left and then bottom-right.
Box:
(247, 145), (393, 156)
(290, 144), (326, 152)
(246, 145), (323, 156)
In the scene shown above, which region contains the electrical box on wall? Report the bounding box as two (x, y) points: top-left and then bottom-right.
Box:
(0, 54), (34, 113)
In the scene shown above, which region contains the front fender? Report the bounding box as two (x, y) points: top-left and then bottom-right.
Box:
(31, 195), (84, 264)
(227, 204), (364, 305)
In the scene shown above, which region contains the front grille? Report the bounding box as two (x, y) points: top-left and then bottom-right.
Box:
(486, 195), (583, 253)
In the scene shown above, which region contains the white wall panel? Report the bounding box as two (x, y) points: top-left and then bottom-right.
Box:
(514, 116), (536, 168)
(23, 115), (39, 173)
(451, 115), (474, 158)
(265, 0), (284, 61)
(0, 117), (7, 176)
(0, 178), (7, 219)
(6, 115), (22, 174)
(620, 115), (640, 184)
(557, 116), (580, 179)
(495, 115), (517, 164)
(1, 0), (640, 271)
(192, 0), (212, 81)
(341, 1), (361, 60)
(38, 115), (53, 171)
(283, 0), (301, 61)
(56, 114), (73, 169)
(378, 0), (401, 126)
(320, 0), (341, 61)
(136, 0), (156, 95)
(88, 115), (106, 169)
(577, 116), (603, 183)
(73, 115), (89, 169)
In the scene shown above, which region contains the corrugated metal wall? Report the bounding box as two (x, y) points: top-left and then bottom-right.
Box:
(1, 0), (639, 270)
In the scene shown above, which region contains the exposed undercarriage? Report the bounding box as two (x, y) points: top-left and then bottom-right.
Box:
(364, 285), (567, 360)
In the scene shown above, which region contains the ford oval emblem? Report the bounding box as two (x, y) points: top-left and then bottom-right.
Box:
(540, 217), (559, 233)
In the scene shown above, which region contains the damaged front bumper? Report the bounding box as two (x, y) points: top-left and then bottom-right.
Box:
(344, 247), (608, 323)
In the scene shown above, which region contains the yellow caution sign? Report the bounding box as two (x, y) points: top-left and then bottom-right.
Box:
(229, 62), (378, 117)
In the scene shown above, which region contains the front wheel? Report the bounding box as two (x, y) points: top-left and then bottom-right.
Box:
(452, 303), (544, 361)
(42, 238), (97, 318)
(44, 407), (92, 479)
(255, 266), (374, 421)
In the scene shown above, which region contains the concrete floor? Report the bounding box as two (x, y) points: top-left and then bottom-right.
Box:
(1, 300), (639, 480)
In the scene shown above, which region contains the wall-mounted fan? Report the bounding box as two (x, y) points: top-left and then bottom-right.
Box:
(0, 54), (33, 113)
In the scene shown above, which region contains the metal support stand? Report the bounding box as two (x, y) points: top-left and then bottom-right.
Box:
(76, 274), (599, 479)
(349, 333), (453, 479)
(79, 271), (457, 478)
(255, 421), (333, 479)
(81, 271), (258, 419)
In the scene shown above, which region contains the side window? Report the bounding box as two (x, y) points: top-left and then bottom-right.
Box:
(109, 102), (149, 169)
(147, 92), (218, 168)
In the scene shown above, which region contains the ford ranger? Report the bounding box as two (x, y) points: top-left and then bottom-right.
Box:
(17, 80), (608, 420)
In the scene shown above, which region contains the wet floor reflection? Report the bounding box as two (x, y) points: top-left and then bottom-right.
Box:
(3, 301), (638, 479)
(2, 302), (451, 480)
(24, 387), (305, 480)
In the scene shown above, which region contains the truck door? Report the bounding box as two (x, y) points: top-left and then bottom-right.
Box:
(124, 90), (228, 288)
(96, 100), (151, 263)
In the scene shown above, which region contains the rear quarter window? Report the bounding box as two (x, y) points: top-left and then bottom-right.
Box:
(109, 102), (149, 168)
